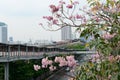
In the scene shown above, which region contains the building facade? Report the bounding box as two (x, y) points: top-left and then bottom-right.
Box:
(61, 26), (72, 40)
(0, 22), (8, 43)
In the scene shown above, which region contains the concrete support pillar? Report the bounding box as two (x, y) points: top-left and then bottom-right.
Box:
(4, 62), (9, 80)
(32, 47), (35, 57)
(38, 48), (40, 56)
(18, 45), (20, 57)
(26, 46), (28, 57)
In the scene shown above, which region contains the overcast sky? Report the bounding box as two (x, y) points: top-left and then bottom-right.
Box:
(0, 0), (87, 42)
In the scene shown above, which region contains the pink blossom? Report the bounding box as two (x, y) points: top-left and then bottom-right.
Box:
(54, 57), (61, 62)
(69, 15), (74, 19)
(54, 66), (56, 70)
(91, 53), (100, 62)
(41, 57), (54, 68)
(41, 55), (77, 71)
(102, 33), (116, 40)
(66, 55), (77, 67)
(47, 16), (53, 21)
(43, 16), (53, 21)
(66, 4), (73, 9)
(54, 56), (67, 67)
(49, 5), (56, 9)
(66, 55), (75, 61)
(49, 65), (54, 71)
(49, 5), (59, 13)
(48, 60), (53, 65)
(67, 60), (76, 67)
(92, 16), (100, 22)
(57, 5), (62, 9)
(53, 19), (58, 24)
(49, 65), (56, 71)
(56, 14), (61, 17)
(33, 65), (40, 71)
(41, 57), (49, 68)
(73, 1), (79, 5)
(91, 58), (96, 63)
(59, 59), (68, 67)
(95, 18), (100, 22)
(91, 53), (100, 59)
(75, 14), (82, 19)
(108, 55), (115, 62)
(59, 0), (65, 5)
(42, 65), (46, 68)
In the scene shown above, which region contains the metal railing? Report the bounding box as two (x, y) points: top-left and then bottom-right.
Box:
(0, 43), (96, 62)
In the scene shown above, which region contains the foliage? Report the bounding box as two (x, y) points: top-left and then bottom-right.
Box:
(65, 43), (85, 50)
(81, 0), (120, 55)
(9, 59), (49, 80)
(41, 0), (120, 55)
(33, 55), (77, 71)
(40, 0), (120, 80)
(75, 54), (120, 80)
(0, 63), (4, 80)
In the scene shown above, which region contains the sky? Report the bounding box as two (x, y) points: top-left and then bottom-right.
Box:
(0, 0), (87, 42)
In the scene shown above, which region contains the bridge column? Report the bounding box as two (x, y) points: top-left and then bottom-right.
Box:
(32, 47), (35, 57)
(18, 45), (20, 57)
(4, 45), (10, 80)
(4, 62), (9, 80)
(38, 48), (40, 56)
(26, 46), (28, 57)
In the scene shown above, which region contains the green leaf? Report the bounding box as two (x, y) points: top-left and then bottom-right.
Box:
(118, 74), (120, 80)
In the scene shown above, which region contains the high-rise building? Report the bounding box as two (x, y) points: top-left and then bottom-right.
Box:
(0, 22), (8, 43)
(9, 36), (13, 43)
(72, 33), (77, 40)
(61, 26), (72, 40)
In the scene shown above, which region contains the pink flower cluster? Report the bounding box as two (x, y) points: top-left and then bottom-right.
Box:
(102, 33), (116, 40)
(108, 55), (120, 63)
(91, 54), (120, 63)
(55, 56), (68, 67)
(43, 16), (58, 24)
(41, 57), (53, 68)
(66, 1), (79, 9)
(49, 65), (56, 71)
(75, 14), (83, 19)
(108, 55), (115, 63)
(55, 55), (77, 67)
(69, 14), (86, 23)
(49, 5), (59, 13)
(41, 0), (85, 28)
(59, 0), (65, 5)
(91, 16), (101, 22)
(103, 4), (120, 13)
(33, 65), (41, 71)
(66, 4), (73, 9)
(43, 16), (53, 21)
(66, 55), (77, 67)
(41, 57), (56, 71)
(59, 0), (79, 9)
(91, 53), (100, 63)
(33, 55), (77, 71)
